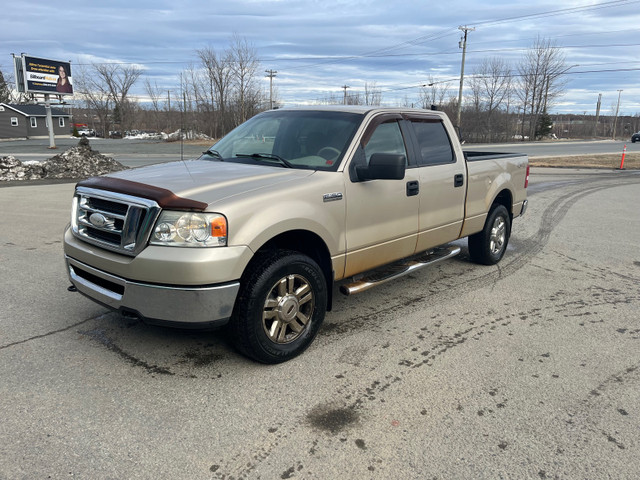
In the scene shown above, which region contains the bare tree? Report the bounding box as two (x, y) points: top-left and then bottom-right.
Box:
(346, 91), (363, 105)
(418, 76), (451, 110)
(94, 63), (142, 132)
(364, 81), (382, 106)
(0, 65), (29, 103)
(229, 34), (261, 125)
(197, 46), (233, 137)
(178, 65), (203, 138)
(516, 37), (568, 139)
(316, 92), (343, 105)
(144, 78), (165, 132)
(74, 65), (113, 136)
(468, 57), (512, 141)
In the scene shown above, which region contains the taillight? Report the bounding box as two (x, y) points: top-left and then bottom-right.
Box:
(524, 164), (530, 189)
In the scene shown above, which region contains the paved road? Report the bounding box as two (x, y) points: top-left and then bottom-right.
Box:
(0, 137), (208, 167)
(464, 139), (638, 157)
(1, 137), (638, 168)
(1, 168), (639, 478)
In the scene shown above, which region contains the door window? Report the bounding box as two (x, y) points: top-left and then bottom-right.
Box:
(411, 120), (454, 166)
(363, 121), (407, 164)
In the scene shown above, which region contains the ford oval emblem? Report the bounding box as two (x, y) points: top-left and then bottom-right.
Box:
(89, 212), (108, 228)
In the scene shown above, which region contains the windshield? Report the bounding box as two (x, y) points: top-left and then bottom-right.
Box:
(207, 110), (363, 170)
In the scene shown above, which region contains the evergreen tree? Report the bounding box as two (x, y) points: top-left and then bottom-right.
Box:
(0, 69), (12, 104)
(536, 111), (553, 139)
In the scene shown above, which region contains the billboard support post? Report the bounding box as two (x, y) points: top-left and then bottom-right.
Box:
(44, 94), (56, 149)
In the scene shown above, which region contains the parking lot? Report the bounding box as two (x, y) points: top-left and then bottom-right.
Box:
(1, 167), (639, 478)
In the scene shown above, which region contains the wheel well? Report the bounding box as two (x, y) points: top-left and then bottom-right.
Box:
(493, 189), (513, 219)
(255, 230), (334, 311)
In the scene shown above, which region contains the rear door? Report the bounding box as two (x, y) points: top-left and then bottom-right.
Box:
(404, 114), (466, 252)
(343, 114), (419, 277)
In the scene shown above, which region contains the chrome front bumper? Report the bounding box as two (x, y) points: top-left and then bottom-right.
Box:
(66, 256), (240, 326)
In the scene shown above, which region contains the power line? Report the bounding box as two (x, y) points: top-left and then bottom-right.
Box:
(470, 0), (639, 28)
(71, 2), (640, 70)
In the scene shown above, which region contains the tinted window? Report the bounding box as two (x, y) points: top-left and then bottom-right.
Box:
(364, 121), (407, 164)
(411, 120), (454, 166)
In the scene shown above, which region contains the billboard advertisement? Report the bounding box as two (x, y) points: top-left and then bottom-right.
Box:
(20, 55), (73, 96)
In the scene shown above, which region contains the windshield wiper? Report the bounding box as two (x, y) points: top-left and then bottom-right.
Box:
(235, 153), (293, 168)
(202, 149), (223, 159)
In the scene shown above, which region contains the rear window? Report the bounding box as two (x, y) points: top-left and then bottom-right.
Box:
(410, 120), (454, 166)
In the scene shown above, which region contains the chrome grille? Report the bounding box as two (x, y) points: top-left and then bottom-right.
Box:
(72, 187), (161, 256)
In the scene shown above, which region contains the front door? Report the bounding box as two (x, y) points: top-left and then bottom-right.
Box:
(343, 117), (419, 278)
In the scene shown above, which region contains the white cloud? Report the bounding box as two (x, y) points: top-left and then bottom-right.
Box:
(3, 0), (639, 114)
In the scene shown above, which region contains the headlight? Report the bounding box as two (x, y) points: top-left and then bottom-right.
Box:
(150, 211), (227, 247)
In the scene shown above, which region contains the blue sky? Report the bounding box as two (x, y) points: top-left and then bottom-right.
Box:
(2, 0), (639, 114)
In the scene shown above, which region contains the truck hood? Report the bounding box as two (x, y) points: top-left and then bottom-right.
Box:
(102, 159), (316, 207)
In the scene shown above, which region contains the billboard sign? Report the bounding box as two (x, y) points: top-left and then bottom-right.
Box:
(20, 55), (73, 96)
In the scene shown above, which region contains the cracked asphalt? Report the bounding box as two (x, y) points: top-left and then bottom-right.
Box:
(1, 167), (639, 479)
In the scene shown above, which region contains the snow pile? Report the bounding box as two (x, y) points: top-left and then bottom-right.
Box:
(164, 129), (213, 142)
(124, 132), (164, 140)
(0, 137), (128, 182)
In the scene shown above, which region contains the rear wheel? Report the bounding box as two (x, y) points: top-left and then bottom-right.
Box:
(468, 204), (511, 265)
(229, 250), (327, 364)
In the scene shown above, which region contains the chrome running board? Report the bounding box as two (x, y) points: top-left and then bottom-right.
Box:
(339, 245), (461, 296)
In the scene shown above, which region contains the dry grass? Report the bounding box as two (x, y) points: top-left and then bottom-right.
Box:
(530, 153), (640, 170)
(181, 139), (219, 146)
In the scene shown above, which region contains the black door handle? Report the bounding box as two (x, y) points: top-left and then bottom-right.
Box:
(454, 174), (464, 187)
(406, 180), (419, 196)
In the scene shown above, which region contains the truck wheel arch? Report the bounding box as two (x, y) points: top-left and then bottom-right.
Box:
(248, 230), (334, 311)
(492, 189), (514, 222)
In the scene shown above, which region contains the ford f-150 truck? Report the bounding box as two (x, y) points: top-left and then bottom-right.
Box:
(64, 106), (529, 363)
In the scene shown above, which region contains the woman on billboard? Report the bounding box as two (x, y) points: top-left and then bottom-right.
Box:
(56, 64), (72, 94)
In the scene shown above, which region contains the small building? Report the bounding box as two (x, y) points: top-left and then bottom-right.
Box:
(0, 103), (71, 140)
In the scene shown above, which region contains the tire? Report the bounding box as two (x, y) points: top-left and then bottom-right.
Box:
(229, 250), (327, 364)
(468, 204), (511, 265)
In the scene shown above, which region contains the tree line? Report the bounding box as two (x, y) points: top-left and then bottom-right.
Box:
(1, 35), (638, 142)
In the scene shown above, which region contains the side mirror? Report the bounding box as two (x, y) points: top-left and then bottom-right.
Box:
(356, 153), (406, 181)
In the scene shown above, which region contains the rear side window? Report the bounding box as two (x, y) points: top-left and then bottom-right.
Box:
(410, 120), (454, 166)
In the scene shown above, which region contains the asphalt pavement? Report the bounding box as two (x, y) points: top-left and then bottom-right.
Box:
(1, 167), (639, 478)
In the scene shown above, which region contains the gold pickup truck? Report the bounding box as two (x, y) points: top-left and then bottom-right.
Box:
(64, 106), (529, 363)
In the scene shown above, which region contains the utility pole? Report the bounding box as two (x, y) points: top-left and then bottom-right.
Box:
(593, 93), (601, 137)
(265, 69), (277, 109)
(342, 85), (350, 105)
(456, 25), (474, 128)
(612, 89), (622, 140)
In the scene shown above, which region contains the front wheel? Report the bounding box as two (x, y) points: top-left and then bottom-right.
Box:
(468, 204), (511, 265)
(229, 250), (327, 364)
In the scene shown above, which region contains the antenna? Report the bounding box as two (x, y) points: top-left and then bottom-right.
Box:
(180, 72), (184, 162)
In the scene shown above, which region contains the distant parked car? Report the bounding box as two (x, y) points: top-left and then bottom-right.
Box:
(77, 128), (95, 137)
(632, 132), (640, 143)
